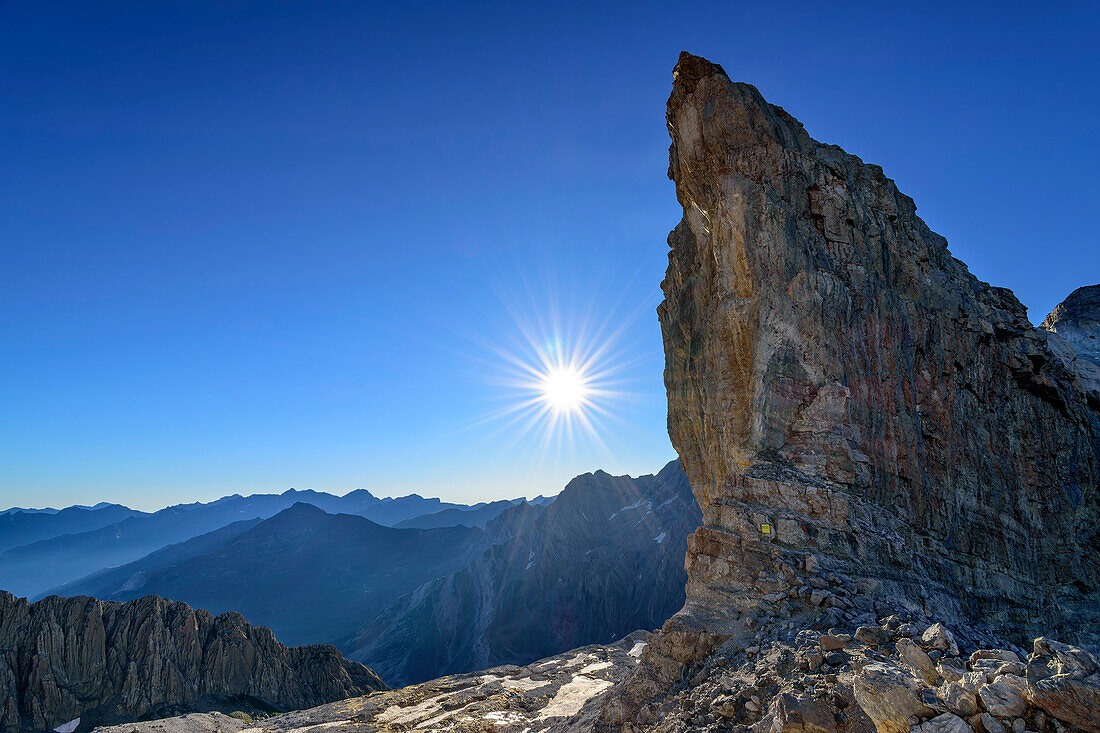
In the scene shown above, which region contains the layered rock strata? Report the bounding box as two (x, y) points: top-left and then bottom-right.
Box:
(0, 592), (385, 733)
(601, 52), (1100, 726)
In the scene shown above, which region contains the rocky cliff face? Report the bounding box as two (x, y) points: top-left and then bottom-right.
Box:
(1042, 285), (1100, 372)
(0, 592), (385, 733)
(600, 52), (1100, 726)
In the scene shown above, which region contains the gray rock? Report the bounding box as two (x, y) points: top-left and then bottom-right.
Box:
(1041, 284), (1100, 368)
(913, 712), (973, 733)
(941, 681), (979, 717)
(1024, 638), (1100, 733)
(855, 626), (890, 647)
(977, 675), (1026, 717)
(851, 662), (933, 733)
(921, 625), (960, 657)
(0, 592), (385, 733)
(977, 712), (1006, 733)
(897, 638), (938, 684)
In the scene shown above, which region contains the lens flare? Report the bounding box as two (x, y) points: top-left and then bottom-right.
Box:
(537, 365), (591, 415)
(446, 268), (660, 472)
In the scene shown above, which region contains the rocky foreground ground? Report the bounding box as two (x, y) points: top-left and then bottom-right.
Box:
(93, 632), (649, 733)
(91, 615), (1099, 733)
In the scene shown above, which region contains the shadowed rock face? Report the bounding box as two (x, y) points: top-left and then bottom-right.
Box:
(1042, 284), (1100, 369)
(347, 461), (699, 687)
(600, 51), (1100, 727)
(0, 592), (385, 733)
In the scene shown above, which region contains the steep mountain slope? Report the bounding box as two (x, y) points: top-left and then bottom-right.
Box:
(0, 591), (384, 733)
(0, 503), (141, 553)
(346, 460), (700, 687)
(0, 489), (470, 598)
(50, 504), (484, 647)
(599, 52), (1100, 728)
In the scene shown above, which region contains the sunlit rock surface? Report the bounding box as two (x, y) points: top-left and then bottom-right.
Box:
(91, 633), (648, 733)
(599, 51), (1100, 727)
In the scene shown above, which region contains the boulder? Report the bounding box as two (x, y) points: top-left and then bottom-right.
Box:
(940, 681), (979, 717)
(897, 638), (938, 685)
(913, 712), (973, 733)
(921, 625), (960, 658)
(855, 626), (890, 647)
(774, 692), (838, 733)
(1025, 638), (1100, 733)
(851, 662), (933, 733)
(976, 675), (1026, 718)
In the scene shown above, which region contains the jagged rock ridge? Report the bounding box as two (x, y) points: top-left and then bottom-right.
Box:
(600, 51), (1100, 726)
(0, 592), (385, 733)
(1042, 284), (1100, 373)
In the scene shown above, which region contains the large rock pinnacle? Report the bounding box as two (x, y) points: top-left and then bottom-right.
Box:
(600, 51), (1100, 728)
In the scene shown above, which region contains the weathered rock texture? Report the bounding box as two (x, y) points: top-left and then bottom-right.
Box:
(91, 632), (650, 733)
(0, 592), (385, 733)
(601, 52), (1100, 726)
(1042, 286), (1100, 394)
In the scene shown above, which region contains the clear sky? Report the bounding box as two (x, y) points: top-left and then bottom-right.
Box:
(2, 1), (1097, 511)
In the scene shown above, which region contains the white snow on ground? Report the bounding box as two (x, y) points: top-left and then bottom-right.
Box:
(611, 497), (651, 519)
(537, 675), (613, 719)
(483, 711), (527, 726)
(282, 722), (352, 733)
(503, 676), (553, 691)
(377, 697), (445, 726)
(653, 531), (666, 544)
(628, 641), (647, 658)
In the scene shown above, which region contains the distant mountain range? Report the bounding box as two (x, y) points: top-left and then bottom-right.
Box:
(3, 462), (698, 688)
(52, 505), (486, 646)
(0, 487), (535, 597)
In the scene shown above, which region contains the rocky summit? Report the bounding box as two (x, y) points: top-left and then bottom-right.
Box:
(598, 52), (1099, 727)
(1042, 285), (1100, 376)
(0, 592), (385, 733)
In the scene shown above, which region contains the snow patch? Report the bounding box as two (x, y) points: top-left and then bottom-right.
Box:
(483, 711), (527, 726)
(537, 675), (613, 719)
(653, 532), (666, 544)
(377, 697), (445, 725)
(628, 641), (647, 658)
(503, 677), (552, 692)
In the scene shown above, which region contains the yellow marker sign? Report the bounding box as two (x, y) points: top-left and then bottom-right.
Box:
(760, 523), (772, 534)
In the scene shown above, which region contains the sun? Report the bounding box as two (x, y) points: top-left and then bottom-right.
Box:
(537, 365), (591, 415)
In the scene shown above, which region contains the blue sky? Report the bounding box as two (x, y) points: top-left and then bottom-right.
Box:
(2, 1), (1097, 511)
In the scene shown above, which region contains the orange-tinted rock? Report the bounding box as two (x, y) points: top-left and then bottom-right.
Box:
(601, 50), (1100, 726)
